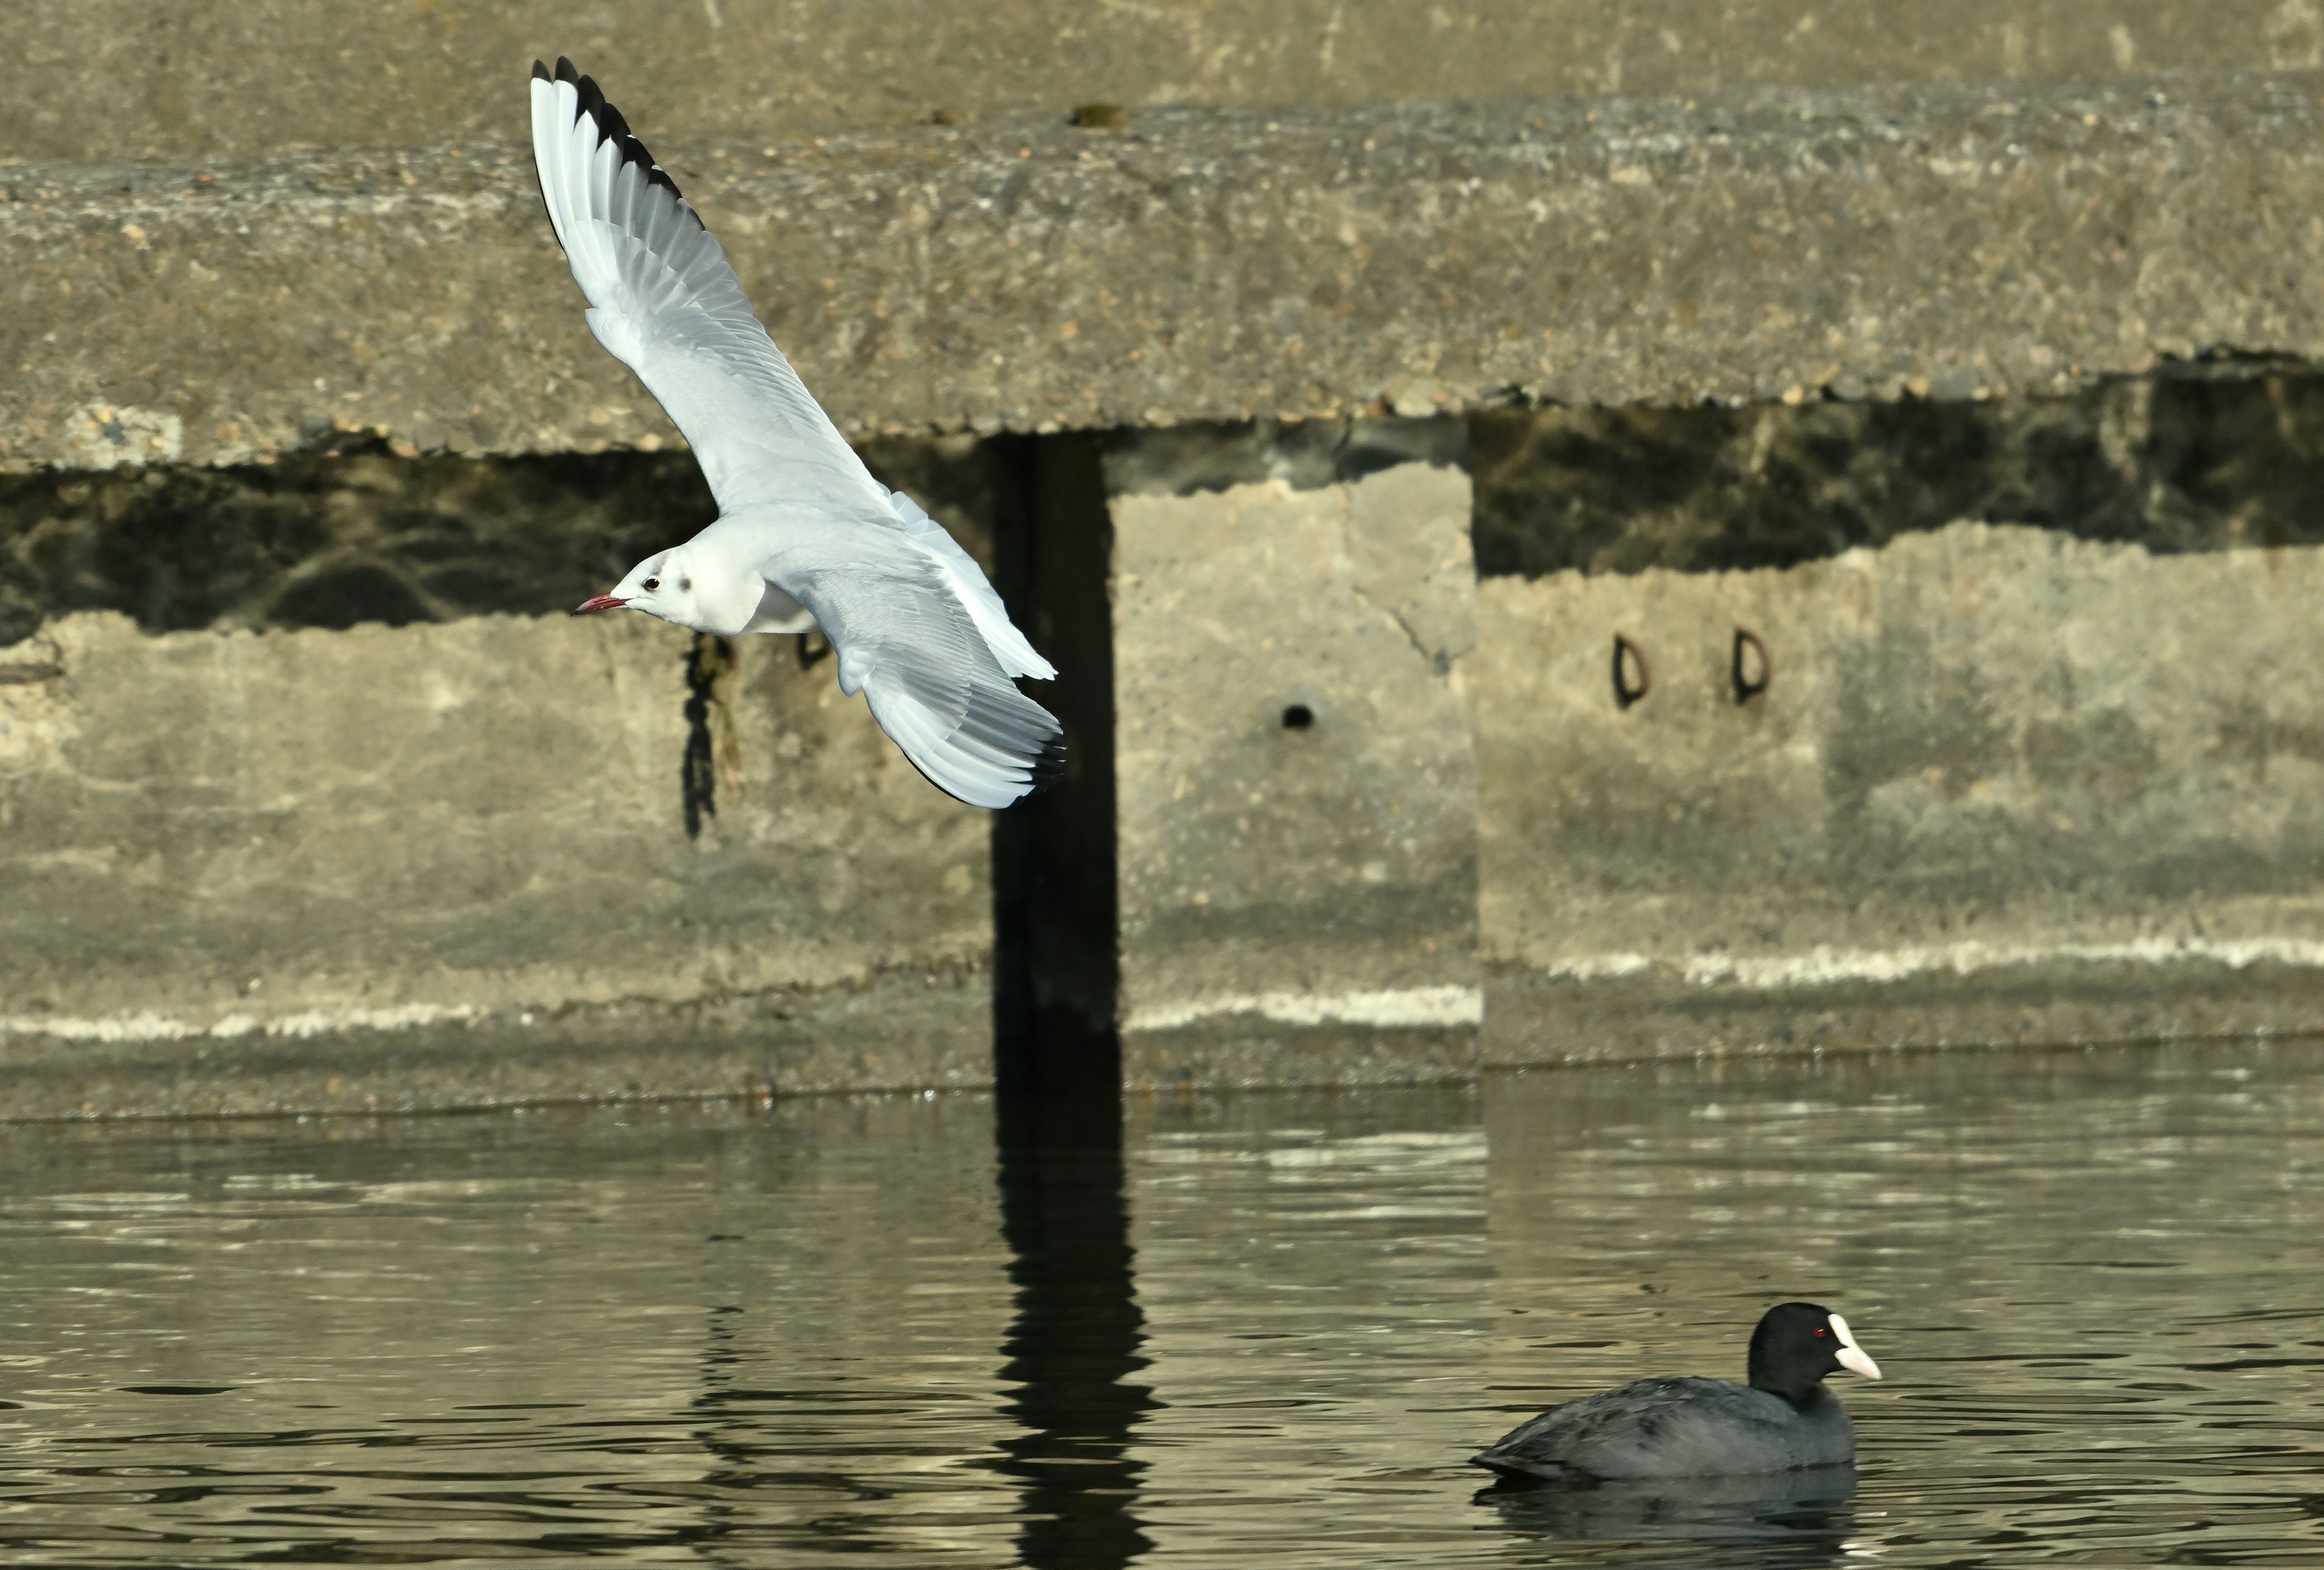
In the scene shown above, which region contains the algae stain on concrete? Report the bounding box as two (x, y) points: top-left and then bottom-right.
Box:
(681, 631), (743, 841)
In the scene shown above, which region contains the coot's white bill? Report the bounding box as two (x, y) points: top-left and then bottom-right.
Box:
(530, 57), (1065, 809)
(1828, 1312), (1882, 1382)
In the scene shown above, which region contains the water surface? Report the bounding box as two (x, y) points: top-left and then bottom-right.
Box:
(1, 1043), (2321, 1565)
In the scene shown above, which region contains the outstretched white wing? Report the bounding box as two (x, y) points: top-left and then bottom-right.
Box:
(528, 57), (891, 520)
(772, 537), (1068, 809)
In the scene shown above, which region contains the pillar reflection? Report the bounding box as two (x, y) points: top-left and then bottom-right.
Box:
(993, 1091), (1155, 1569)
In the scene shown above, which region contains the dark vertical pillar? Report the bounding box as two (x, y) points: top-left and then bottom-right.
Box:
(990, 432), (1120, 1097)
(987, 432), (1146, 1563)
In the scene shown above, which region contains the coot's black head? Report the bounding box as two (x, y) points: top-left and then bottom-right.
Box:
(1745, 1302), (1883, 1404)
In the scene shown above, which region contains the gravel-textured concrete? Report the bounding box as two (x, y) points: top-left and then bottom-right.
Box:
(10, 2), (2314, 163)
(1471, 522), (2324, 1063)
(11, 71), (2324, 473)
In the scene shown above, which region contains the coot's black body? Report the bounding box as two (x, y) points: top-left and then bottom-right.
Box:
(1474, 1302), (1881, 1484)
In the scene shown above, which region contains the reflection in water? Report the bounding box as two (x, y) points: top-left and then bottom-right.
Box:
(993, 1091), (1155, 1569)
(0, 1099), (1029, 1566)
(1121, 1095), (1497, 1561)
(683, 1302), (752, 1568)
(3, 1046), (2324, 1563)
(1478, 1464), (1859, 1568)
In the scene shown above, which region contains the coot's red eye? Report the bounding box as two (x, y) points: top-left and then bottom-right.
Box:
(1813, 1327), (1826, 1336)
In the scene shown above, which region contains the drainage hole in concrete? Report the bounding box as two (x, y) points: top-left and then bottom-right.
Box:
(1281, 703), (1315, 731)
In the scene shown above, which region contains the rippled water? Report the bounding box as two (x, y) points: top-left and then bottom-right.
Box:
(2, 1043), (2323, 1565)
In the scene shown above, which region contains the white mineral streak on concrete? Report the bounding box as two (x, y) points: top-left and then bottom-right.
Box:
(0, 1002), (481, 1043)
(1126, 984), (1485, 1033)
(1539, 935), (2324, 989)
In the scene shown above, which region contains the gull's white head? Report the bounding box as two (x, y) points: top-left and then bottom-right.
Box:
(572, 548), (712, 630)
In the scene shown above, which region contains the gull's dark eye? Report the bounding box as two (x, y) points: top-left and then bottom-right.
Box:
(642, 577), (660, 591)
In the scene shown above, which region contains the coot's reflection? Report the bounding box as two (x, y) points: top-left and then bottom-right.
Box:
(1479, 1464), (1860, 1568)
(993, 1091), (1157, 1569)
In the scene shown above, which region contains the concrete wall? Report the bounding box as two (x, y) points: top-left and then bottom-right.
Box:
(12, 5), (2324, 1108)
(1106, 433), (1482, 1089)
(1472, 523), (2324, 1059)
(21, 406), (2324, 1108)
(0, 597), (995, 1117)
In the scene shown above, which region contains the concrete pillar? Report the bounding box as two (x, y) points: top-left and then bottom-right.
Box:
(1102, 421), (1482, 1089)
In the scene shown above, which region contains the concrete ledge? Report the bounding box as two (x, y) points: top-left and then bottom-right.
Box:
(1484, 954), (2324, 1065)
(12, 71), (2324, 471)
(1123, 1017), (1479, 1094)
(0, 967), (991, 1119)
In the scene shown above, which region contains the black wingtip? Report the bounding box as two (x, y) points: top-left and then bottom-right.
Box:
(531, 59), (551, 83)
(1025, 732), (1070, 798)
(543, 56), (695, 213)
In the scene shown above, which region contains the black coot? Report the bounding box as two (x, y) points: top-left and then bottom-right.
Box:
(1473, 1302), (1882, 1483)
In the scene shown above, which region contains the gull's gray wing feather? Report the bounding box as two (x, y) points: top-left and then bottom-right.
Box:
(884, 490), (1056, 681)
(528, 59), (891, 520)
(769, 537), (1066, 809)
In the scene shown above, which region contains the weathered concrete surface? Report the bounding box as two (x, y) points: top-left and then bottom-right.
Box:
(12, 72), (2324, 471)
(10, 2), (2317, 163)
(1109, 445), (1481, 1090)
(1471, 522), (2324, 1064)
(0, 608), (997, 1114)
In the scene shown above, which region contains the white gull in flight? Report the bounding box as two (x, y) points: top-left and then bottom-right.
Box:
(530, 57), (1065, 809)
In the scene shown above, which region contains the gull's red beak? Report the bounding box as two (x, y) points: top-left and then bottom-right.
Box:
(570, 594), (628, 616)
